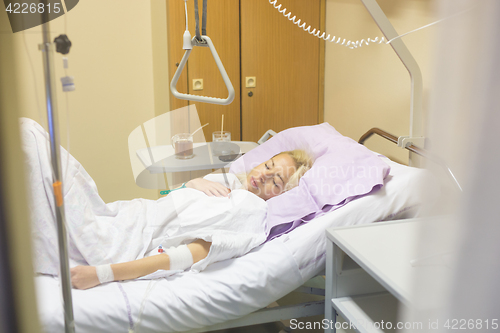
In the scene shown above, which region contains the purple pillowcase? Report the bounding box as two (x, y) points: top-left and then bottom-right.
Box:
(229, 123), (390, 239)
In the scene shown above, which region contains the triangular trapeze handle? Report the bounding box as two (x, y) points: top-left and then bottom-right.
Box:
(170, 36), (235, 105)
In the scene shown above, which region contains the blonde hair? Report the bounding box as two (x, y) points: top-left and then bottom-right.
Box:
(279, 149), (314, 191)
(236, 149), (314, 192)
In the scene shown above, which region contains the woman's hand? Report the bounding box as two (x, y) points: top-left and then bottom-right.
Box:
(186, 178), (231, 197)
(70, 266), (100, 290)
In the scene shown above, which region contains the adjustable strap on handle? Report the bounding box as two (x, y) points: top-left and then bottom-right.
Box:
(194, 0), (208, 42)
(202, 0), (207, 35)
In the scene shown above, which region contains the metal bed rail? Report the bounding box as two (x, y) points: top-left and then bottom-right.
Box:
(358, 128), (462, 191)
(358, 127), (426, 156)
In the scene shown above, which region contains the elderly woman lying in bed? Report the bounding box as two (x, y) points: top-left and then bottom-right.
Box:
(21, 118), (313, 291)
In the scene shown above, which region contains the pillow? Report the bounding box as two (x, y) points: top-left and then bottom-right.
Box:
(281, 155), (441, 281)
(229, 123), (390, 238)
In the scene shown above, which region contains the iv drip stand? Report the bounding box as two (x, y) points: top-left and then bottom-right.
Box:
(40, 6), (75, 333)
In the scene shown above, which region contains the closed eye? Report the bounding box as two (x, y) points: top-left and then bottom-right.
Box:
(277, 174), (284, 186)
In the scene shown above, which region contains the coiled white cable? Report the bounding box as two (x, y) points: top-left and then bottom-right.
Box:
(269, 0), (472, 49)
(269, 0), (385, 49)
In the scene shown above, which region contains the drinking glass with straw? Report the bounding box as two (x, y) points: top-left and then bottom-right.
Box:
(171, 123), (208, 159)
(212, 115), (231, 142)
(212, 114), (231, 155)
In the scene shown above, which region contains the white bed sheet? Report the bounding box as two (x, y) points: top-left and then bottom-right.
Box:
(35, 156), (438, 333)
(36, 238), (302, 333)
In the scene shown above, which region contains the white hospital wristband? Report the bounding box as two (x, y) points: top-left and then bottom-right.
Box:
(95, 264), (115, 284)
(165, 244), (194, 271)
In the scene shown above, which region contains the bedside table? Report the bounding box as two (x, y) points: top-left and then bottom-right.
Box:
(324, 217), (453, 333)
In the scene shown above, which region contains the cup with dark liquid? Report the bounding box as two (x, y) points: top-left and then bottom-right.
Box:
(171, 133), (194, 159)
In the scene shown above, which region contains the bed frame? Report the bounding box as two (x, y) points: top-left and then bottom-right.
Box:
(359, 128), (461, 191)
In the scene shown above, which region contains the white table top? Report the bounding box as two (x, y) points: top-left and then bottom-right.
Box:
(136, 141), (258, 173)
(326, 217), (454, 307)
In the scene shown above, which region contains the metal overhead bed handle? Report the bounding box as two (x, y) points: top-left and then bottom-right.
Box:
(359, 128), (462, 192)
(170, 36), (235, 105)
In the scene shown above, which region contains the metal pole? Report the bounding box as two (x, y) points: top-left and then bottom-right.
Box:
(359, 0), (424, 166)
(40, 13), (76, 333)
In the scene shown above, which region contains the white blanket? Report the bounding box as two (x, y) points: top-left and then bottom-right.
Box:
(20, 118), (267, 277)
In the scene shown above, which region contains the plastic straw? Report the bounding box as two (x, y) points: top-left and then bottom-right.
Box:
(221, 114), (224, 135)
(191, 123), (209, 136)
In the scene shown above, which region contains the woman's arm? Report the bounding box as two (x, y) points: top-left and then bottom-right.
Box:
(186, 178), (231, 197)
(71, 239), (212, 290)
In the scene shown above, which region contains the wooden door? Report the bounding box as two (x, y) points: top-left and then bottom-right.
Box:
(167, 0), (241, 142)
(240, 0), (324, 142)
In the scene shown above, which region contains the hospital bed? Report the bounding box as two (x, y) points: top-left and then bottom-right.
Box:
(34, 126), (437, 333)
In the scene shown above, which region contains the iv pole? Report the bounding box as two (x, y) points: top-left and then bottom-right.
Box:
(39, 3), (75, 333)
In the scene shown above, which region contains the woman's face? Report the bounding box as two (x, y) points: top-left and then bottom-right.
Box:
(245, 153), (297, 200)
